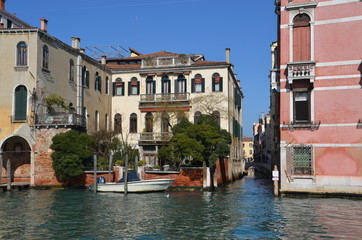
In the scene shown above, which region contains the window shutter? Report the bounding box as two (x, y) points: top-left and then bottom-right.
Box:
(201, 78), (205, 92)
(153, 81), (156, 94)
(161, 80), (164, 93)
(212, 78), (215, 92)
(175, 79), (179, 94)
(99, 77), (102, 93)
(15, 86), (27, 120)
(191, 78), (195, 93)
(86, 71), (90, 87)
(122, 84), (125, 96)
(185, 79), (187, 93)
(168, 80), (171, 93)
(220, 77), (223, 92)
(128, 82), (131, 96)
(137, 81), (140, 95)
(112, 82), (116, 96)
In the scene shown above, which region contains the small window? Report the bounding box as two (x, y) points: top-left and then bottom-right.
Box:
(212, 73), (223, 92)
(14, 85), (27, 121)
(249, 143), (252, 147)
(113, 78), (124, 96)
(161, 75), (171, 94)
(17, 42), (28, 66)
(146, 76), (155, 95)
(114, 113), (122, 133)
(69, 59), (74, 82)
(249, 150), (252, 155)
(130, 113), (138, 133)
(294, 91), (310, 123)
(194, 111), (201, 124)
(128, 77), (139, 95)
(42, 45), (49, 69)
(290, 145), (313, 175)
(95, 72), (101, 92)
(192, 74), (204, 93)
(7, 19), (12, 29)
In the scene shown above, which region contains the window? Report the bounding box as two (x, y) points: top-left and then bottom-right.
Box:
(293, 14), (311, 62)
(294, 91), (310, 122)
(192, 74), (204, 93)
(145, 112), (153, 132)
(175, 74), (186, 94)
(161, 112), (170, 133)
(212, 73), (223, 92)
(212, 111), (220, 126)
(7, 19), (12, 29)
(146, 76), (155, 95)
(161, 75), (171, 94)
(249, 143), (252, 147)
(194, 111), (201, 124)
(249, 150), (253, 155)
(42, 45), (49, 69)
(105, 77), (109, 95)
(16, 42), (27, 66)
(69, 59), (74, 82)
(290, 145), (313, 175)
(114, 113), (122, 133)
(128, 77), (140, 95)
(14, 85), (27, 121)
(130, 113), (138, 133)
(95, 72), (101, 92)
(95, 110), (99, 131)
(113, 78), (124, 96)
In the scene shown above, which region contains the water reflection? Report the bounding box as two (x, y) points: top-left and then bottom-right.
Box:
(0, 179), (361, 239)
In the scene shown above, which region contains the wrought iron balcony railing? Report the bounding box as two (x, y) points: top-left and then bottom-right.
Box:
(34, 112), (86, 128)
(140, 93), (190, 103)
(139, 132), (172, 142)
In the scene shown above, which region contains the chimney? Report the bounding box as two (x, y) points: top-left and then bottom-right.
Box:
(101, 56), (107, 65)
(0, 0), (6, 11)
(71, 37), (81, 49)
(40, 18), (48, 32)
(226, 48), (231, 63)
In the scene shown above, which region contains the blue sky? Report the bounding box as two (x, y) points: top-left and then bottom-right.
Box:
(7, 0), (276, 137)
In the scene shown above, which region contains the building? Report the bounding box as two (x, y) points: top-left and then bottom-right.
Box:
(243, 137), (254, 162)
(107, 48), (244, 175)
(253, 113), (272, 163)
(274, 0), (362, 195)
(0, 0), (112, 186)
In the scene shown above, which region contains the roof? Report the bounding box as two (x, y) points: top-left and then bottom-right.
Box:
(0, 9), (33, 28)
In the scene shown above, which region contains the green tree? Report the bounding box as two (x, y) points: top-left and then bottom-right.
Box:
(50, 130), (96, 182)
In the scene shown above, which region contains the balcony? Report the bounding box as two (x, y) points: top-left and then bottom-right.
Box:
(34, 112), (86, 129)
(141, 56), (191, 68)
(140, 93), (190, 103)
(139, 132), (172, 145)
(287, 61), (316, 84)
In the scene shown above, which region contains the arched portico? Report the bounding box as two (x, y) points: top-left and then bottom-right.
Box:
(1, 135), (32, 184)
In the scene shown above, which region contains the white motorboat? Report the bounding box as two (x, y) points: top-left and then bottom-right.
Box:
(96, 179), (174, 193)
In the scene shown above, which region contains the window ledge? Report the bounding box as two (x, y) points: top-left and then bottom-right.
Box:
(42, 68), (50, 73)
(282, 121), (321, 131)
(14, 66), (29, 71)
(290, 175), (316, 182)
(285, 1), (318, 11)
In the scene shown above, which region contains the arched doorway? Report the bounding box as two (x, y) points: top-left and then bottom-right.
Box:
(1, 136), (31, 183)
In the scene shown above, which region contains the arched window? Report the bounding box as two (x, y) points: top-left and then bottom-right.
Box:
(212, 73), (223, 92)
(128, 77), (139, 95)
(161, 112), (170, 133)
(114, 113), (122, 133)
(212, 111), (221, 126)
(192, 74), (204, 93)
(114, 78), (124, 96)
(293, 14), (311, 62)
(175, 74), (186, 94)
(130, 113), (137, 133)
(95, 110), (99, 131)
(161, 75), (170, 94)
(42, 45), (49, 69)
(105, 77), (109, 95)
(95, 72), (101, 92)
(194, 111), (201, 124)
(145, 112), (153, 132)
(17, 42), (27, 66)
(14, 85), (27, 121)
(146, 76), (155, 95)
(69, 59), (74, 82)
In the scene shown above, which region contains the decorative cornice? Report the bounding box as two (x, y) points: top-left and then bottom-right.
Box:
(285, 1), (318, 10)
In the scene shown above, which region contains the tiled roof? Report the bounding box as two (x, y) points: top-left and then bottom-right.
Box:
(107, 64), (142, 70)
(191, 60), (228, 66)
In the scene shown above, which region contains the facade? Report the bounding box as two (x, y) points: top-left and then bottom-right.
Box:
(0, 1), (112, 186)
(243, 137), (254, 162)
(274, 0), (362, 194)
(108, 49), (243, 176)
(253, 114), (272, 163)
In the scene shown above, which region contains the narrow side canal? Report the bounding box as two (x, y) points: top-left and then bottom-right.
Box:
(0, 178), (361, 239)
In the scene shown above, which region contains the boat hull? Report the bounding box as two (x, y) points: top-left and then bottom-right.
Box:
(96, 179), (174, 193)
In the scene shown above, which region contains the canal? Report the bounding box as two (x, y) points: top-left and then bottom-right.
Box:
(0, 178), (361, 239)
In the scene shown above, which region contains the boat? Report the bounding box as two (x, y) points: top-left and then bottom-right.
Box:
(93, 171), (174, 193)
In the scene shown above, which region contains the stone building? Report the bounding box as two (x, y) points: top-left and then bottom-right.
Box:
(0, 1), (112, 186)
(243, 137), (254, 162)
(107, 48), (244, 176)
(274, 0), (362, 195)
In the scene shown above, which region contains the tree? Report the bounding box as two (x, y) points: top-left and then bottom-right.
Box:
(50, 130), (96, 182)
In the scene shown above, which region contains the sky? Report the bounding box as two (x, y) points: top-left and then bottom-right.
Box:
(6, 0), (277, 137)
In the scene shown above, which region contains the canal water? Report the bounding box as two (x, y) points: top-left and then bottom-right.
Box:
(0, 178), (361, 239)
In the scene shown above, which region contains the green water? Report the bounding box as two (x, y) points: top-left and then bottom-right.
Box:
(0, 178), (361, 239)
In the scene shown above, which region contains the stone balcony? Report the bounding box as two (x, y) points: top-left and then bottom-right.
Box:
(140, 93), (190, 103)
(141, 56), (191, 68)
(287, 61), (316, 84)
(139, 132), (172, 146)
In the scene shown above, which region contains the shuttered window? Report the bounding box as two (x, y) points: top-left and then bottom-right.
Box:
(14, 85), (27, 121)
(293, 14), (311, 62)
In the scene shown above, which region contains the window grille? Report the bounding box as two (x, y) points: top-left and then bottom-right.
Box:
(290, 145), (313, 175)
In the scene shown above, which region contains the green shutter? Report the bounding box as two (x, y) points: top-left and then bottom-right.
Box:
(15, 86), (27, 120)
(212, 78), (215, 92)
(201, 78), (205, 92)
(220, 77), (223, 92)
(112, 82), (116, 96)
(191, 78), (195, 93)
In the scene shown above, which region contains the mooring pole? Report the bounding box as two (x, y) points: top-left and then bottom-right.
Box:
(108, 154), (113, 182)
(7, 159), (11, 191)
(273, 165), (279, 197)
(134, 155), (138, 176)
(0, 150), (3, 185)
(124, 154), (128, 195)
(93, 155), (97, 193)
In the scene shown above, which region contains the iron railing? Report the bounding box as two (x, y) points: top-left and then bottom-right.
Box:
(35, 112), (86, 128)
(139, 132), (172, 142)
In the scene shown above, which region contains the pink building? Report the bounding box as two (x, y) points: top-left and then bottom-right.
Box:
(274, 0), (362, 195)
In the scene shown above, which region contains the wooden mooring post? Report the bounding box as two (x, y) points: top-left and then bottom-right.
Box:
(93, 155), (97, 193)
(108, 154), (113, 183)
(7, 159), (11, 191)
(124, 154), (128, 195)
(0, 150), (2, 185)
